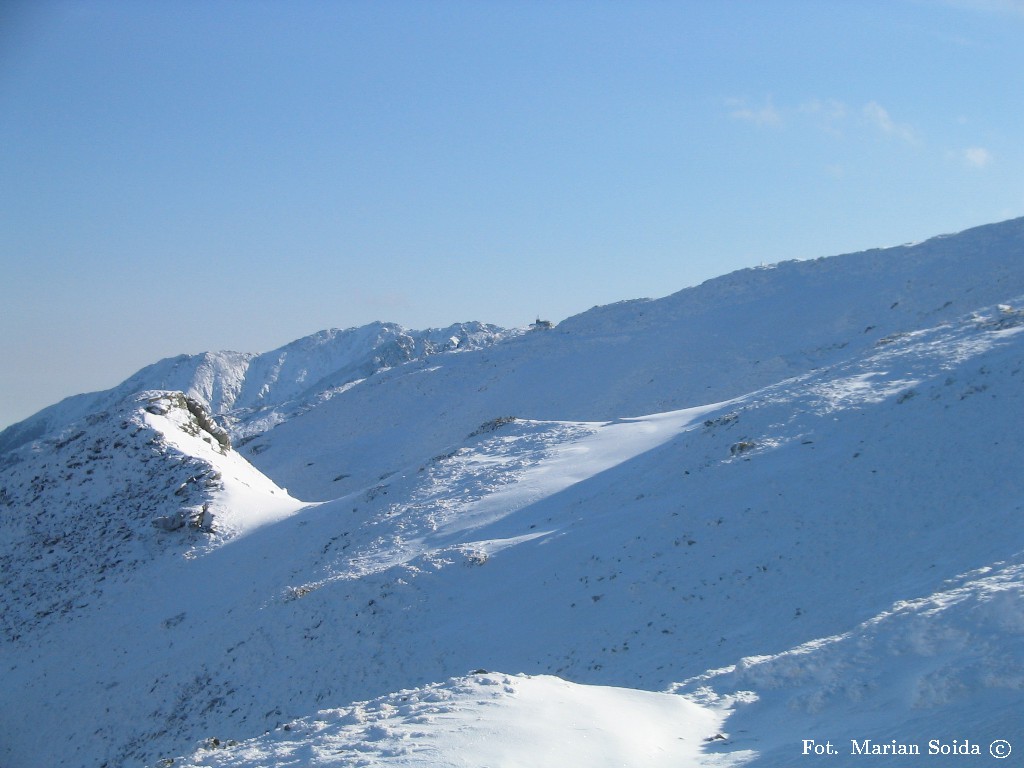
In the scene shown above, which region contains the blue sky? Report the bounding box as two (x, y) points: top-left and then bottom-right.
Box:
(2, 0), (1024, 428)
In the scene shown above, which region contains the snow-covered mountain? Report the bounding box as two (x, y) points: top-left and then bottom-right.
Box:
(0, 321), (511, 456)
(2, 218), (1023, 767)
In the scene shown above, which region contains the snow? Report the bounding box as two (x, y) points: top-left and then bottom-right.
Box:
(174, 673), (738, 768)
(675, 560), (1024, 764)
(142, 396), (304, 539)
(2, 217), (1024, 767)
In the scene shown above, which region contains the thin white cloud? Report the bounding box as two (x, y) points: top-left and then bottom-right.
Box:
(862, 101), (916, 143)
(802, 99), (848, 120)
(729, 96), (923, 148)
(801, 99), (848, 136)
(963, 146), (994, 168)
(727, 97), (782, 126)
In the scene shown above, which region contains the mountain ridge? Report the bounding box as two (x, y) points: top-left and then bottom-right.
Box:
(0, 321), (512, 455)
(8, 216), (1024, 461)
(240, 216), (1024, 501)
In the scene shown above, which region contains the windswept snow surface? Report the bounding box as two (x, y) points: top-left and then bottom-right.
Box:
(174, 673), (739, 768)
(3, 219), (1024, 767)
(676, 560), (1024, 766)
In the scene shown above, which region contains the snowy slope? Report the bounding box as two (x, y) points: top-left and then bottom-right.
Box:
(677, 559), (1024, 765)
(0, 391), (300, 645)
(2, 218), (1024, 767)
